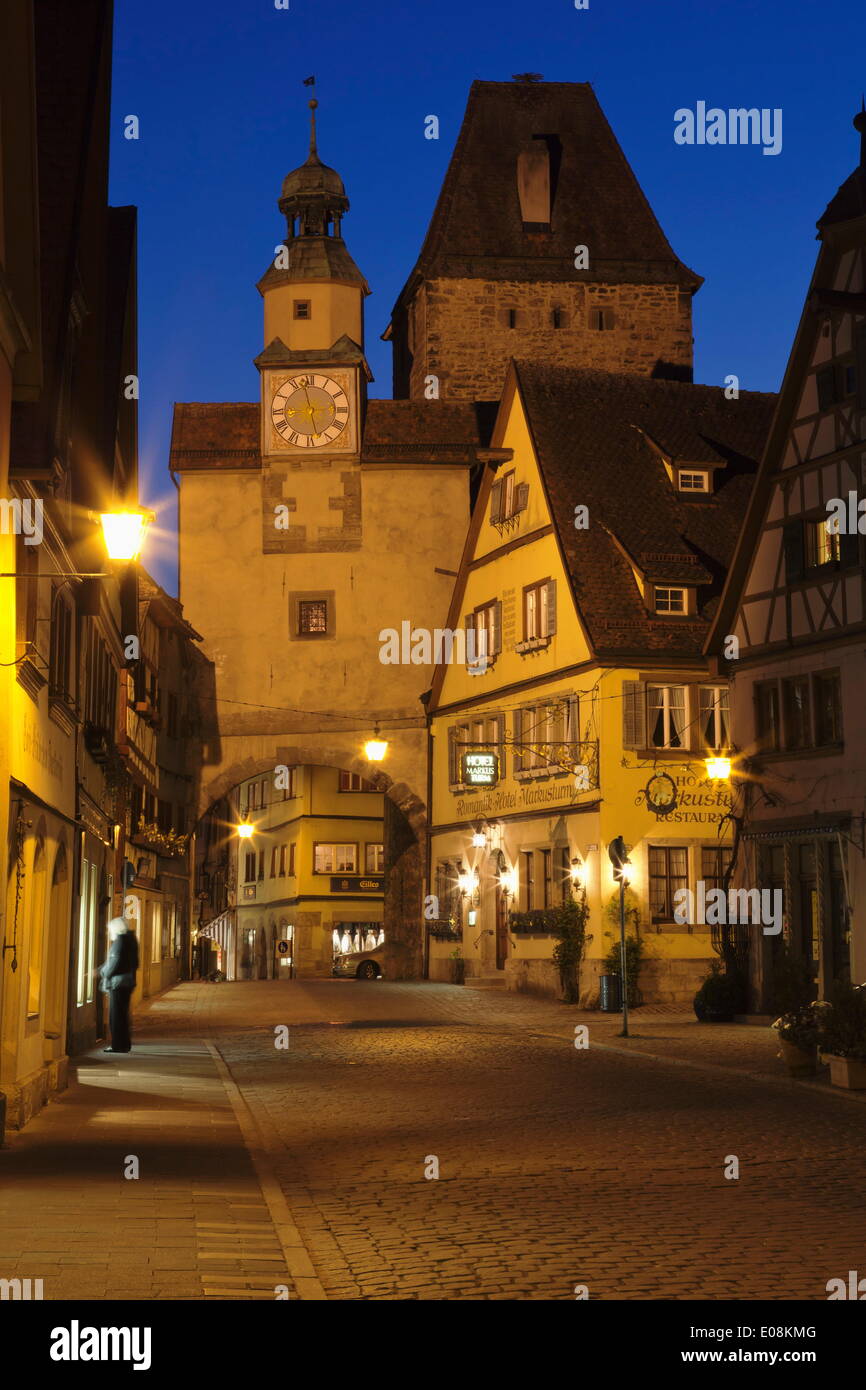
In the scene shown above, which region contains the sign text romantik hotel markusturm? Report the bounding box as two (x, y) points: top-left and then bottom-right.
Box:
(455, 772), (732, 823)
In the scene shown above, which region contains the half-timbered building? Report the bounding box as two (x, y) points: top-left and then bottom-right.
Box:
(708, 108), (866, 1009)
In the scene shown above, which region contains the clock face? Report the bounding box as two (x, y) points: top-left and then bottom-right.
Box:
(270, 373), (350, 448)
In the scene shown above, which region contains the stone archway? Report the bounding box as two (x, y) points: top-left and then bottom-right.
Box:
(194, 728), (428, 980)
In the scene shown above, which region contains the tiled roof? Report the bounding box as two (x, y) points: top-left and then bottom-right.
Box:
(170, 403), (260, 469)
(169, 399), (491, 470)
(515, 363), (775, 657)
(360, 400), (492, 460)
(394, 81), (701, 300)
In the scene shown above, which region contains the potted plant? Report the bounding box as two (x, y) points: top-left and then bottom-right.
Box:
(693, 960), (743, 1022)
(449, 947), (465, 986)
(771, 1004), (822, 1075)
(817, 981), (866, 1089)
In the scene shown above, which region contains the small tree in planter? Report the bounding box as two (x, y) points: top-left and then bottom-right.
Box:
(551, 887), (591, 1004)
(449, 947), (465, 986)
(818, 980), (866, 1089)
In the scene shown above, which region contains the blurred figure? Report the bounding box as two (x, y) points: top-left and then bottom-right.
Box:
(99, 917), (139, 1053)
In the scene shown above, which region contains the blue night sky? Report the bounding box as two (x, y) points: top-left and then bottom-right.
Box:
(109, 0), (866, 593)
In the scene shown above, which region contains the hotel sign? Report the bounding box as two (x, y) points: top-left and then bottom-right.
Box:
(330, 875), (384, 893)
(461, 752), (499, 787)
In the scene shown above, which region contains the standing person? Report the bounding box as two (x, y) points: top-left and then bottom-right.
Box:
(99, 916), (139, 1053)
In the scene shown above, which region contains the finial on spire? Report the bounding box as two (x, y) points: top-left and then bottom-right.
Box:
(303, 75), (318, 158)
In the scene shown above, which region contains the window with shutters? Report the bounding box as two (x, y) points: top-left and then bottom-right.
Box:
(648, 846), (689, 923)
(489, 471), (528, 532)
(648, 685), (686, 749)
(244, 851), (257, 883)
(466, 599), (501, 667)
(520, 579), (556, 644)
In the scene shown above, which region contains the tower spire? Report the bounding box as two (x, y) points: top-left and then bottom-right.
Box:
(309, 98), (319, 159)
(855, 95), (866, 169)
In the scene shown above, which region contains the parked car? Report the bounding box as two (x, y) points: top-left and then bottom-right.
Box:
(332, 942), (385, 980)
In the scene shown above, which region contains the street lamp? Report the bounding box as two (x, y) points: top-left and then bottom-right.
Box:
(364, 725), (388, 762)
(99, 508), (154, 562)
(608, 836), (632, 1037)
(236, 820), (254, 840)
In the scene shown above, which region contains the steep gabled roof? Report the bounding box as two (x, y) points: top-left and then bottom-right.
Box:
(514, 363), (774, 658)
(392, 80), (701, 309)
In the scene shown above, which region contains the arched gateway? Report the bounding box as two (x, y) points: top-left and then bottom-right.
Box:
(194, 729), (429, 980)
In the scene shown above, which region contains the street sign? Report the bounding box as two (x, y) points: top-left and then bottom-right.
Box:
(461, 751), (499, 786)
(275, 938), (291, 958)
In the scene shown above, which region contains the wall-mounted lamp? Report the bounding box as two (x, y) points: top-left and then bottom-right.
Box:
(364, 725), (389, 762)
(705, 755), (732, 781)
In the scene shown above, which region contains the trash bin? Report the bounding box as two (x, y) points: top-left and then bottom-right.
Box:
(600, 973), (621, 1012)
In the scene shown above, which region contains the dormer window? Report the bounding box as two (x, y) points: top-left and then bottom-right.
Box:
(678, 470), (709, 492)
(654, 586), (687, 615)
(293, 300), (311, 320)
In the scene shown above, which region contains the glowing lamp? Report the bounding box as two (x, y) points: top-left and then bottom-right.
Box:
(236, 822), (254, 840)
(364, 726), (388, 762)
(99, 508), (154, 561)
(705, 756), (732, 781)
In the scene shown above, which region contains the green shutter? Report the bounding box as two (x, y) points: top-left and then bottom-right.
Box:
(490, 480), (504, 524)
(545, 579), (557, 636)
(840, 530), (859, 568)
(622, 680), (646, 750)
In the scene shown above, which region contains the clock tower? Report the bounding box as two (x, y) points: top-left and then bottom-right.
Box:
(256, 98), (371, 459)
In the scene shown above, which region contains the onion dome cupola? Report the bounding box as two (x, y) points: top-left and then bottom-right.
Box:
(258, 98), (370, 354)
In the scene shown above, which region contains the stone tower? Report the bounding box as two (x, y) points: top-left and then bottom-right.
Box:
(386, 80), (702, 401)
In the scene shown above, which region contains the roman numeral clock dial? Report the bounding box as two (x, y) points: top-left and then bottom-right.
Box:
(271, 374), (350, 448)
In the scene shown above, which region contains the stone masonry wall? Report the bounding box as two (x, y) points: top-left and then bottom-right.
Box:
(407, 279), (693, 401)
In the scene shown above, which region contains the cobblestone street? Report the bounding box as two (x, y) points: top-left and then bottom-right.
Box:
(3, 978), (865, 1301)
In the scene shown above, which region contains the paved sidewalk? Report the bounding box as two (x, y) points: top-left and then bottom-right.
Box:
(0, 1036), (309, 1302)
